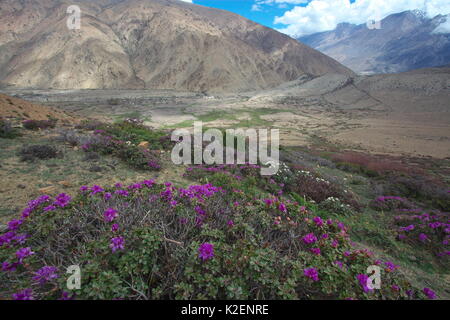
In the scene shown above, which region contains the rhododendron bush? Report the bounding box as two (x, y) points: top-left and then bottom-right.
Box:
(0, 180), (431, 300)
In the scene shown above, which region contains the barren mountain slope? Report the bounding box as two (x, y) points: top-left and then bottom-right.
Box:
(299, 10), (450, 74)
(0, 0), (353, 92)
(0, 93), (76, 122)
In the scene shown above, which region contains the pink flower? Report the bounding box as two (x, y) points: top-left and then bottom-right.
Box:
(423, 288), (436, 299)
(302, 233), (318, 244)
(313, 216), (323, 227)
(198, 243), (214, 261)
(110, 236), (125, 253)
(104, 208), (118, 222)
(304, 268), (319, 281)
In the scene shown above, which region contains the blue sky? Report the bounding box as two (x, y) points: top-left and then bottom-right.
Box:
(184, 0), (450, 37)
(192, 0), (301, 29)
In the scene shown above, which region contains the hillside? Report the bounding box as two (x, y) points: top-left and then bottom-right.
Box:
(0, 0), (352, 92)
(299, 10), (450, 74)
(0, 93), (76, 122)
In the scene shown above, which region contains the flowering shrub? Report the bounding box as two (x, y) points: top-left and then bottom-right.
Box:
(376, 174), (450, 211)
(394, 210), (449, 262)
(318, 197), (354, 216)
(370, 196), (417, 211)
(58, 123), (163, 171)
(0, 179), (429, 300)
(285, 169), (361, 210)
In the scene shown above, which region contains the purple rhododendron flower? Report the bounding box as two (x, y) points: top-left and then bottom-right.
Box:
(32, 266), (58, 285)
(54, 193), (71, 208)
(12, 288), (34, 300)
(2, 261), (19, 272)
(104, 192), (112, 200)
(110, 236), (125, 253)
(8, 219), (23, 231)
(90, 185), (104, 195)
(142, 180), (155, 188)
(399, 225), (415, 232)
(115, 189), (129, 197)
(16, 247), (34, 262)
(357, 274), (373, 293)
(419, 233), (428, 242)
(384, 261), (399, 272)
(104, 208), (118, 222)
(313, 216), (323, 227)
(423, 288), (436, 299)
(331, 239), (339, 248)
(111, 224), (119, 232)
(198, 242), (214, 261)
(429, 222), (441, 229)
(304, 268), (319, 281)
(278, 203), (287, 213)
(43, 205), (56, 212)
(310, 248), (321, 255)
(302, 233), (317, 244)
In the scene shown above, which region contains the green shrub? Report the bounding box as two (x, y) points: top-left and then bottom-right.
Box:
(18, 145), (60, 162)
(22, 119), (56, 131)
(0, 119), (20, 139)
(0, 180), (423, 300)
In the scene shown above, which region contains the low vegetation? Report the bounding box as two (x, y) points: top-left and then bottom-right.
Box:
(0, 118), (448, 300)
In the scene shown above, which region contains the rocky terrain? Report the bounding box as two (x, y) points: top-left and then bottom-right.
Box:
(299, 10), (450, 74)
(0, 0), (352, 92)
(4, 65), (448, 159)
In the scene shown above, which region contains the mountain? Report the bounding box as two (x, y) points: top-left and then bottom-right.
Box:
(0, 0), (352, 92)
(298, 10), (450, 74)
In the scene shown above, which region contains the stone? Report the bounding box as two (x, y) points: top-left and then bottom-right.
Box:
(138, 141), (150, 149)
(39, 186), (56, 194)
(58, 181), (71, 187)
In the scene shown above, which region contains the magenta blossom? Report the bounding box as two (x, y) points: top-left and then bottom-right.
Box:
(423, 288), (436, 299)
(198, 243), (214, 261)
(313, 216), (323, 227)
(16, 247), (34, 262)
(304, 268), (319, 281)
(8, 219), (23, 231)
(32, 266), (58, 285)
(90, 185), (104, 195)
(302, 233), (318, 244)
(104, 208), (118, 222)
(12, 288), (34, 300)
(110, 236), (125, 253)
(357, 274), (373, 293)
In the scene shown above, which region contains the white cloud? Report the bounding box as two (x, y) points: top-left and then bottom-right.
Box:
(179, 0), (193, 3)
(433, 15), (450, 34)
(252, 4), (263, 12)
(271, 0), (450, 37)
